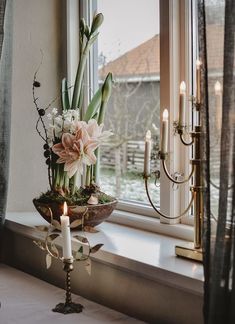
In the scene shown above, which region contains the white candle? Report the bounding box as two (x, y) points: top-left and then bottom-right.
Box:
(60, 202), (72, 259)
(144, 130), (151, 176)
(196, 59), (202, 104)
(161, 109), (169, 154)
(214, 81), (222, 130)
(179, 81), (186, 127)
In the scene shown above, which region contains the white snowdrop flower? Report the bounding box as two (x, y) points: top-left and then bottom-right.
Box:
(48, 125), (55, 141)
(47, 113), (52, 120)
(63, 119), (72, 133)
(54, 124), (62, 139)
(51, 108), (58, 115)
(54, 116), (63, 126)
(72, 109), (79, 121)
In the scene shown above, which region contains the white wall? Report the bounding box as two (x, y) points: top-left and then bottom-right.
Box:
(7, 0), (66, 211)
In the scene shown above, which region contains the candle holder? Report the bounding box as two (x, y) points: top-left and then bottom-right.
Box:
(34, 208), (103, 314)
(52, 258), (83, 314)
(144, 98), (204, 262)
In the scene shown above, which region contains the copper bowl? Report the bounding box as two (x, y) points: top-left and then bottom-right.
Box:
(33, 198), (117, 229)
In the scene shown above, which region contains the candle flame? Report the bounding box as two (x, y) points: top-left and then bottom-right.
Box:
(196, 59), (202, 69)
(163, 109), (169, 121)
(63, 202), (68, 215)
(180, 81), (186, 94)
(145, 130), (151, 141)
(214, 81), (222, 95)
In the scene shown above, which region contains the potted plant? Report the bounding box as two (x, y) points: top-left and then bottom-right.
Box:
(33, 13), (117, 230)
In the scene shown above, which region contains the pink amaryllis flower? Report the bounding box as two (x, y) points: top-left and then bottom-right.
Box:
(86, 119), (113, 142)
(52, 129), (99, 178)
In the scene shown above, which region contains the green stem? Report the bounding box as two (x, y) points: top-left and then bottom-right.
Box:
(94, 148), (100, 185)
(64, 174), (69, 192)
(71, 42), (90, 110)
(71, 171), (78, 195)
(85, 166), (91, 187)
(90, 165), (94, 186)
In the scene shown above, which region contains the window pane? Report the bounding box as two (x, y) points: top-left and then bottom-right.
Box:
(97, 0), (160, 204)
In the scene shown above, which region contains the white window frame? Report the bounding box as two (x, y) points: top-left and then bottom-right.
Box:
(66, 0), (195, 235)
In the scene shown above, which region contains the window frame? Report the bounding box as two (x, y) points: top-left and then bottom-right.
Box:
(66, 0), (195, 232)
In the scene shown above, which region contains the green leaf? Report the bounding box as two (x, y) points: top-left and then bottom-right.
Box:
(35, 225), (49, 232)
(33, 240), (46, 250)
(84, 226), (99, 233)
(61, 78), (70, 110)
(73, 235), (88, 243)
(88, 33), (99, 46)
(75, 245), (83, 260)
(70, 219), (82, 229)
(90, 243), (103, 254)
(50, 243), (59, 258)
(84, 88), (102, 121)
(98, 73), (113, 125)
(84, 25), (90, 39)
(47, 233), (60, 242)
(46, 254), (52, 269)
(51, 220), (61, 231)
(80, 18), (86, 37)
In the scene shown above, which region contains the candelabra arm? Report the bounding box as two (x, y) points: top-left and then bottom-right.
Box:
(162, 160), (194, 184)
(144, 178), (195, 220)
(179, 132), (194, 146)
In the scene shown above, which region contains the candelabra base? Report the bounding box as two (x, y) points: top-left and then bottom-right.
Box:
(175, 242), (202, 262)
(52, 302), (83, 314)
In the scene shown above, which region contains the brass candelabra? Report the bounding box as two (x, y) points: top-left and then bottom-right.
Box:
(144, 101), (204, 262)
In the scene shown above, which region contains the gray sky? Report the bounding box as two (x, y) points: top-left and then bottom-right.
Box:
(97, 0), (159, 63)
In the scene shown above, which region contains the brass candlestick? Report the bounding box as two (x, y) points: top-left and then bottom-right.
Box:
(34, 210), (104, 314)
(52, 258), (83, 314)
(144, 101), (203, 262)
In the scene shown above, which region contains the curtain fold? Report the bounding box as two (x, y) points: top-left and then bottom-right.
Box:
(197, 0), (211, 322)
(201, 0), (235, 323)
(0, 0), (13, 229)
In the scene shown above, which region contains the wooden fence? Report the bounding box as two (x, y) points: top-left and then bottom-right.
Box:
(101, 140), (158, 172)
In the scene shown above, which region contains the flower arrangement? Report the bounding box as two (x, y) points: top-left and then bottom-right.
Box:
(33, 13), (116, 216)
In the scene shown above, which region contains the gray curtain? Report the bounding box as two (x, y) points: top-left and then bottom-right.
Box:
(0, 0), (13, 229)
(200, 0), (235, 323)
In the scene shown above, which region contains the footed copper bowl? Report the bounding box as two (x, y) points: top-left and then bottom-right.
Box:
(33, 198), (117, 229)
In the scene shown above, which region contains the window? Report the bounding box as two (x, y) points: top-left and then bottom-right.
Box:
(97, 0), (160, 206)
(76, 0), (195, 227)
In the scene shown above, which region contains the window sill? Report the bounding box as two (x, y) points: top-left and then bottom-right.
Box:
(5, 212), (203, 296)
(108, 209), (194, 241)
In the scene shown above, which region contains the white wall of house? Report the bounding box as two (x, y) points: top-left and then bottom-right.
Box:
(7, 0), (66, 212)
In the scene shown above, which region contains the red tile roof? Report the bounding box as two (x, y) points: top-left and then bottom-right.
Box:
(99, 35), (160, 79)
(99, 24), (224, 80)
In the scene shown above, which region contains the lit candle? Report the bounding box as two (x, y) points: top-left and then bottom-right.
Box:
(144, 130), (151, 176)
(161, 109), (169, 154)
(196, 59), (202, 104)
(179, 81), (186, 127)
(214, 81), (222, 130)
(60, 202), (72, 259)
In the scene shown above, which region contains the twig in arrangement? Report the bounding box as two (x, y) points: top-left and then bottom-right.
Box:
(36, 117), (46, 142)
